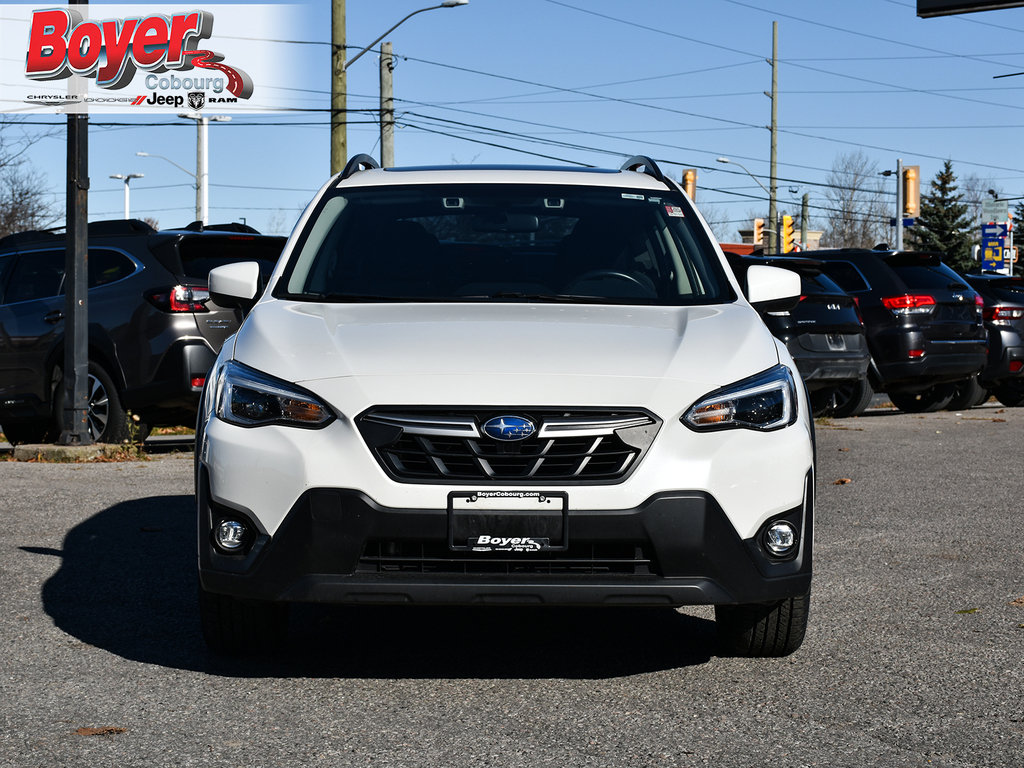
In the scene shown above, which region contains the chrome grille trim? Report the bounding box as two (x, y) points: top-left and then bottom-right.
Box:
(357, 408), (661, 484)
(363, 413), (481, 438)
(537, 415), (654, 438)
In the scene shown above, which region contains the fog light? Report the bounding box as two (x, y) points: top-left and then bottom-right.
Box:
(215, 519), (247, 551)
(1010, 360), (1023, 374)
(908, 349), (924, 359)
(764, 521), (797, 556)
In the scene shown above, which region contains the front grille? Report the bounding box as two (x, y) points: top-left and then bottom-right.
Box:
(357, 539), (655, 576)
(357, 408), (660, 484)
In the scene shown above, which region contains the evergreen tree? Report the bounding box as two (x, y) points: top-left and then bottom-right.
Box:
(907, 160), (974, 273)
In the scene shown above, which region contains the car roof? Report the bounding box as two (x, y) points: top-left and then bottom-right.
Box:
(332, 164), (677, 191)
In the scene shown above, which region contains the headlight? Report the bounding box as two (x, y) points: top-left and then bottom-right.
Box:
(215, 360), (335, 429)
(682, 364), (797, 432)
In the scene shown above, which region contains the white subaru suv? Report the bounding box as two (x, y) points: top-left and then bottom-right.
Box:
(197, 155), (814, 657)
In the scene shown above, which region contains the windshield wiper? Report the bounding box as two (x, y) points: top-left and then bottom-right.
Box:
(462, 291), (605, 303)
(302, 292), (444, 302)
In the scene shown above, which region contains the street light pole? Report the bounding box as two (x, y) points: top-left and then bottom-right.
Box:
(109, 173), (143, 219)
(178, 113), (231, 225)
(330, 0), (469, 174)
(881, 158), (905, 251)
(136, 150), (198, 220)
(717, 157), (776, 249)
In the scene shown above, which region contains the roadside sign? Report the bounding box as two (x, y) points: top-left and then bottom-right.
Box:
(981, 222), (1009, 239)
(981, 235), (1005, 271)
(982, 199), (1009, 222)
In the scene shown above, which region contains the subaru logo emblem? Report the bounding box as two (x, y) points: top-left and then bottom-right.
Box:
(482, 416), (536, 441)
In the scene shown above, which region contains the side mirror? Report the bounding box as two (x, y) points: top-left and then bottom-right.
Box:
(745, 264), (800, 313)
(209, 261), (261, 313)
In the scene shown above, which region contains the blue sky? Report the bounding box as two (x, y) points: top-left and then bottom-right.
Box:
(5, 0), (1024, 239)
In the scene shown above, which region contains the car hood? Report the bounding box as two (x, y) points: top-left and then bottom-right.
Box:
(229, 301), (781, 409)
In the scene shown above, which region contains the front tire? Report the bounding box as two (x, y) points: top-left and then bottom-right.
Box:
(945, 376), (988, 411)
(715, 592), (809, 657)
(814, 378), (874, 418)
(199, 583), (288, 655)
(1, 420), (55, 445)
(888, 385), (954, 413)
(991, 383), (1024, 407)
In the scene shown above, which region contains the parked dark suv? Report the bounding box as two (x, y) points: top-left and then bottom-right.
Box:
(962, 273), (1024, 407)
(0, 219), (284, 444)
(812, 248), (986, 414)
(726, 253), (870, 416)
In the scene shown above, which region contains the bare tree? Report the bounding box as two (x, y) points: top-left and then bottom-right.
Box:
(820, 150), (890, 249)
(0, 121), (58, 238)
(959, 172), (998, 229)
(695, 202), (736, 242)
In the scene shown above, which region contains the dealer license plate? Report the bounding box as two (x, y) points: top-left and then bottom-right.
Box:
(448, 491), (568, 552)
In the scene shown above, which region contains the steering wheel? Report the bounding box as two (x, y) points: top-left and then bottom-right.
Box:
(569, 270), (648, 288)
(566, 270), (656, 297)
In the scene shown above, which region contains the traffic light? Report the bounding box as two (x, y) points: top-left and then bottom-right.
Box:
(753, 217), (764, 245)
(682, 168), (697, 200)
(781, 214), (795, 253)
(902, 165), (920, 218)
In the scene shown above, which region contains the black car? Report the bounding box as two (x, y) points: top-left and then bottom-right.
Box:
(812, 248), (987, 414)
(726, 253), (870, 416)
(961, 273), (1024, 407)
(0, 219), (284, 444)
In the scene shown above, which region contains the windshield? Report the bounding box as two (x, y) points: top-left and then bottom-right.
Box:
(277, 184), (735, 305)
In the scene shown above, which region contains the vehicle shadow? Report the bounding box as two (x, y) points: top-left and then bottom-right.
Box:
(33, 495), (716, 679)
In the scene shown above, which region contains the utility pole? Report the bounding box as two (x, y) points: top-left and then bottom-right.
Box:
(196, 117), (206, 222)
(60, 0), (91, 445)
(331, 0), (347, 175)
(801, 192), (809, 250)
(766, 21), (779, 255)
(380, 41), (395, 168)
(895, 157), (904, 251)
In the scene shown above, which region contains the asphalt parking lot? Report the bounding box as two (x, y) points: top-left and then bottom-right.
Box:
(1, 403), (1021, 768)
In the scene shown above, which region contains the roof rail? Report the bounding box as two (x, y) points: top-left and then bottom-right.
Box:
(341, 154), (380, 180)
(87, 218), (156, 236)
(179, 221), (261, 234)
(0, 219), (154, 248)
(0, 229), (61, 248)
(620, 155), (666, 183)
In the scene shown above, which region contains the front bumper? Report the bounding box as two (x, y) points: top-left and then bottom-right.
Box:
(198, 470), (813, 608)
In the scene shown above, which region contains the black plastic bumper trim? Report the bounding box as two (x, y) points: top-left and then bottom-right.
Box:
(199, 469), (814, 607)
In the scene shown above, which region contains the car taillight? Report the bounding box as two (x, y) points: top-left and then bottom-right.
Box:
(852, 295), (864, 324)
(880, 294), (935, 315)
(147, 285), (210, 313)
(983, 305), (1024, 322)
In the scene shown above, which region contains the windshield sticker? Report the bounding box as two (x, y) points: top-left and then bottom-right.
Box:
(621, 193), (645, 200)
(665, 205), (685, 217)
